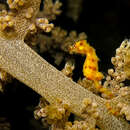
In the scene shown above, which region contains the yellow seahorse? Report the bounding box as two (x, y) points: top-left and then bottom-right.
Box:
(69, 40), (113, 98)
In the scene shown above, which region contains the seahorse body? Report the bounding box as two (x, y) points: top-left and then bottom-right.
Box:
(69, 40), (113, 97)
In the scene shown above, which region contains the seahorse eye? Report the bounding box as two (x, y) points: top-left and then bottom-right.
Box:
(79, 42), (83, 46)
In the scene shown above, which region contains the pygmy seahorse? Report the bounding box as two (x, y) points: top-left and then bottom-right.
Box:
(69, 40), (113, 98)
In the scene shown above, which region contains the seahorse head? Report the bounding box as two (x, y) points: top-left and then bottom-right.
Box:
(69, 40), (89, 54)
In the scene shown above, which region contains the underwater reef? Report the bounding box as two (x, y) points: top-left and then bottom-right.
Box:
(0, 0), (130, 130)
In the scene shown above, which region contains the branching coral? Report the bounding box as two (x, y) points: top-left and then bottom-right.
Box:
(0, 0), (130, 130)
(65, 120), (98, 130)
(117, 102), (130, 120)
(38, 27), (87, 53)
(34, 98), (70, 129)
(36, 26), (87, 65)
(61, 59), (75, 78)
(37, 0), (62, 21)
(124, 42), (130, 79)
(0, 10), (14, 31)
(102, 40), (130, 97)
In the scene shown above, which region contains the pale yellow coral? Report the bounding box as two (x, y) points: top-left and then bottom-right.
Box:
(0, 69), (12, 92)
(117, 102), (130, 121)
(28, 23), (37, 34)
(0, 10), (14, 31)
(61, 60), (75, 78)
(78, 78), (98, 94)
(0, 69), (8, 81)
(65, 120), (98, 130)
(34, 99), (70, 127)
(36, 18), (54, 32)
(25, 7), (34, 19)
(103, 40), (130, 98)
(124, 41), (130, 79)
(7, 0), (25, 9)
(81, 98), (100, 120)
(38, 0), (62, 21)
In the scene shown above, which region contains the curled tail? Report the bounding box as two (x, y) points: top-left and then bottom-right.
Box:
(94, 80), (113, 98)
